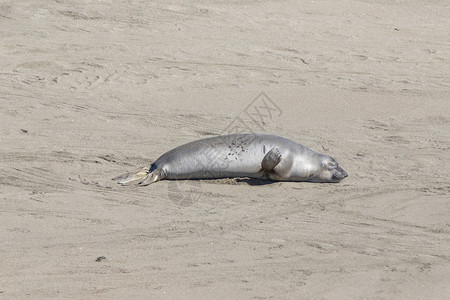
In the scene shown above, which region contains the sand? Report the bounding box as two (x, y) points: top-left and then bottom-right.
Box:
(1, 0), (449, 298)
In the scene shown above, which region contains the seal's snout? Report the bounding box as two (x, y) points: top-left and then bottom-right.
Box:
(333, 166), (348, 182)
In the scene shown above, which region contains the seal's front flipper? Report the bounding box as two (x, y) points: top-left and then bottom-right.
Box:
(113, 166), (150, 185)
(261, 147), (282, 172)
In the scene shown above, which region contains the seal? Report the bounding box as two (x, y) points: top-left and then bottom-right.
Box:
(113, 133), (348, 185)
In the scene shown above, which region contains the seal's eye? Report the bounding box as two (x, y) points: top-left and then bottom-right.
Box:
(327, 161), (337, 168)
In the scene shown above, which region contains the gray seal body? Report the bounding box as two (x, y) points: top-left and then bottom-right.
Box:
(113, 133), (348, 185)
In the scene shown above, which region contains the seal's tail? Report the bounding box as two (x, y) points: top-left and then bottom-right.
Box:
(112, 166), (162, 186)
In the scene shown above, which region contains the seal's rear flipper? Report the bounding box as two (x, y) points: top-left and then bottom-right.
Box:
(261, 147), (282, 172)
(112, 166), (151, 185)
(138, 169), (162, 186)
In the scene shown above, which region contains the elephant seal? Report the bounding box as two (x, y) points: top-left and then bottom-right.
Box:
(113, 133), (348, 185)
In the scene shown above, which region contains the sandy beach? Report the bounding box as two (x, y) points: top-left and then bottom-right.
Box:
(1, 0), (449, 298)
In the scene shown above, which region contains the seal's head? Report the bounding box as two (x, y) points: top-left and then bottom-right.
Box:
(312, 155), (348, 183)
